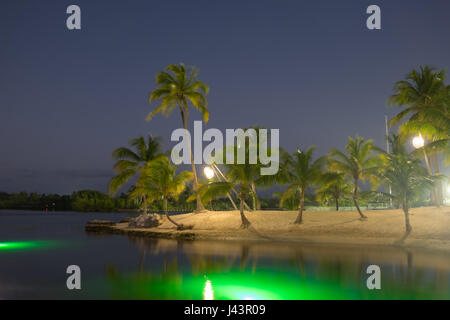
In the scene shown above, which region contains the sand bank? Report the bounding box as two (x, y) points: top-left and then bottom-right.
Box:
(91, 206), (450, 253)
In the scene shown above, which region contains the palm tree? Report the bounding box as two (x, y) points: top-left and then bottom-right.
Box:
(330, 136), (382, 220)
(219, 126), (278, 211)
(226, 163), (254, 228)
(380, 152), (434, 238)
(389, 66), (446, 125)
(244, 126), (281, 210)
(210, 130), (282, 212)
(187, 180), (235, 210)
(130, 157), (193, 230)
(190, 163), (254, 228)
(187, 166), (255, 228)
(146, 63), (209, 212)
(389, 66), (449, 205)
(398, 94), (450, 205)
(109, 135), (163, 212)
(280, 147), (325, 224)
(316, 172), (351, 211)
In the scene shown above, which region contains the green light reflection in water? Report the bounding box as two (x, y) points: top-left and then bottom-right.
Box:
(0, 241), (61, 252)
(104, 268), (364, 300)
(99, 239), (450, 300)
(103, 266), (448, 300)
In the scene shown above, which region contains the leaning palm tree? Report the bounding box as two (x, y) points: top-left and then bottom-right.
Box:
(380, 152), (435, 239)
(130, 157), (193, 230)
(226, 162), (255, 228)
(146, 63), (209, 212)
(109, 135), (163, 213)
(330, 136), (382, 220)
(280, 147), (325, 224)
(214, 126), (274, 211)
(189, 162), (254, 228)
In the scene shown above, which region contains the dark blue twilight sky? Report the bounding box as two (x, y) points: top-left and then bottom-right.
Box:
(0, 1), (449, 194)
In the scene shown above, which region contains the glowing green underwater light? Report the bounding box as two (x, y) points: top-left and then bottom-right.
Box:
(200, 270), (359, 300)
(0, 241), (60, 252)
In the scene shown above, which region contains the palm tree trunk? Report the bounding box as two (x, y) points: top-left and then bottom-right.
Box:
(402, 197), (412, 238)
(294, 190), (305, 224)
(251, 193), (256, 211)
(239, 197), (251, 229)
(163, 197), (184, 229)
(431, 153), (443, 206)
(142, 195), (147, 214)
(251, 182), (261, 210)
(334, 195), (339, 211)
(179, 106), (206, 212)
(213, 164), (251, 211)
(353, 181), (367, 219)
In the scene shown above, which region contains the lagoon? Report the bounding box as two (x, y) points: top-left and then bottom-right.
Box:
(0, 210), (448, 299)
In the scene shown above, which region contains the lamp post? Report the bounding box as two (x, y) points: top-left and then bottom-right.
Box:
(444, 184), (450, 204)
(209, 164), (242, 210)
(385, 115), (392, 208)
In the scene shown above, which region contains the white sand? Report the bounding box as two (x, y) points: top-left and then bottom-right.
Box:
(148, 206), (450, 252)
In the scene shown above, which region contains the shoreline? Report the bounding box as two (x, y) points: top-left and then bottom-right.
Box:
(86, 207), (450, 254)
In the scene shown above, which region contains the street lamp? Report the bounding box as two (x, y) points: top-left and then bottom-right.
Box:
(412, 134), (431, 172)
(412, 134), (425, 149)
(203, 166), (215, 180)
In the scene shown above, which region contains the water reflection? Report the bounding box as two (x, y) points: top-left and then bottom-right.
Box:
(103, 237), (450, 300)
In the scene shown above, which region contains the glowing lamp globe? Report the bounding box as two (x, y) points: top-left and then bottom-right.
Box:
(203, 166), (215, 180)
(412, 135), (424, 149)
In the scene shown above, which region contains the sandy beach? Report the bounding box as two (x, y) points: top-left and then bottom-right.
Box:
(110, 206), (450, 253)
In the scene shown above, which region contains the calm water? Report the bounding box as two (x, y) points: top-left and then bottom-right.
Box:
(0, 210), (449, 300)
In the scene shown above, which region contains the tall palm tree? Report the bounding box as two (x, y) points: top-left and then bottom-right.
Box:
(146, 63), (209, 212)
(398, 93), (450, 205)
(380, 152), (434, 239)
(389, 66), (449, 205)
(280, 147), (325, 224)
(389, 66), (446, 125)
(330, 136), (382, 220)
(131, 157), (193, 230)
(109, 135), (163, 213)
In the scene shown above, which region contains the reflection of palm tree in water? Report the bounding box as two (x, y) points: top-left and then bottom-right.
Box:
(138, 248), (146, 274)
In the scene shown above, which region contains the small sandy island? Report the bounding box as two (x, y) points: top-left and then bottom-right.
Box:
(103, 206), (450, 253)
